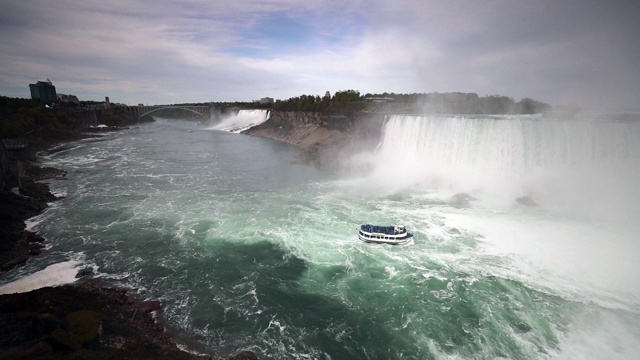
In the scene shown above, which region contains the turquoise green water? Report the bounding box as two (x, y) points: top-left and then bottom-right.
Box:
(4, 116), (640, 359)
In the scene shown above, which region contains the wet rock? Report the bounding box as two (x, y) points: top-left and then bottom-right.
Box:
(453, 192), (476, 201)
(36, 313), (63, 334)
(450, 192), (477, 207)
(49, 310), (101, 350)
(0, 174), (53, 271)
(1, 255), (29, 270)
(516, 196), (537, 206)
(24, 231), (45, 243)
(229, 350), (260, 360)
(138, 300), (162, 314)
(24, 164), (67, 181)
(19, 179), (56, 203)
(76, 267), (94, 278)
(0, 283), (215, 359)
(0, 340), (54, 359)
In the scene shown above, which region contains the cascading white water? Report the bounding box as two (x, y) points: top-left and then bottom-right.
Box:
(212, 109), (270, 133)
(370, 114), (640, 222)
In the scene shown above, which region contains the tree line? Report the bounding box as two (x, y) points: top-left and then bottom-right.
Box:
(267, 90), (550, 114)
(0, 96), (137, 140)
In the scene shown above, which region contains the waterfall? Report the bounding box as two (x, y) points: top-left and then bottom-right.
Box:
(212, 109), (270, 133)
(368, 114), (640, 221)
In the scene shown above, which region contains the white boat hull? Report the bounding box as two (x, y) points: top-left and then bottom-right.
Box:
(358, 234), (412, 245)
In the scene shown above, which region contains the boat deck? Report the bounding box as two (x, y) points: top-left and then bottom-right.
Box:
(360, 224), (401, 235)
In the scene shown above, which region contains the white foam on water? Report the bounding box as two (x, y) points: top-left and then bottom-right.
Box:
(552, 308), (640, 360)
(209, 109), (270, 133)
(50, 189), (67, 198)
(0, 260), (82, 294)
(25, 213), (47, 231)
(442, 209), (640, 308)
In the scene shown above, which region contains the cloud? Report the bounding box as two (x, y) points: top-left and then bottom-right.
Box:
(0, 0), (638, 108)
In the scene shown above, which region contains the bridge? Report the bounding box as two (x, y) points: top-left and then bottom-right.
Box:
(127, 104), (211, 119)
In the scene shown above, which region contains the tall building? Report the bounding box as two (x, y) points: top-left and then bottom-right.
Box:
(29, 78), (57, 103)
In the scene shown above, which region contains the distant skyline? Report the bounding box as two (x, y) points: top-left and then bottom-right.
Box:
(1, 1), (638, 109)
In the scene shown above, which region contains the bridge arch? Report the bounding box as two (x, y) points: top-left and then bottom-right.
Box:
(137, 106), (208, 119)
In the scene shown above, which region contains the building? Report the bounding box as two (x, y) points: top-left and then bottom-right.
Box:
(253, 97), (274, 104)
(58, 94), (80, 104)
(29, 78), (57, 103)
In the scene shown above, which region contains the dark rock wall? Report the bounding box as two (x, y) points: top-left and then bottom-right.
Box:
(243, 110), (386, 170)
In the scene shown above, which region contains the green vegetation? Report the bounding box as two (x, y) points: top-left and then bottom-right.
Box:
(271, 90), (363, 113)
(0, 96), (39, 113)
(99, 107), (136, 127)
(0, 96), (141, 136)
(0, 96), (140, 156)
(2, 97), (54, 138)
(267, 90), (550, 115)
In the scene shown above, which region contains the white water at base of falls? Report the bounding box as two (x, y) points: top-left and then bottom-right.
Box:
(211, 109), (270, 133)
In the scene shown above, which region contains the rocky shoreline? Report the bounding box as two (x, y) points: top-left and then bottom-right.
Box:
(242, 110), (385, 170)
(0, 282), (210, 359)
(0, 128), (258, 360)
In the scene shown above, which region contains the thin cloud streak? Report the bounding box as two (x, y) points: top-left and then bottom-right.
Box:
(0, 0), (638, 109)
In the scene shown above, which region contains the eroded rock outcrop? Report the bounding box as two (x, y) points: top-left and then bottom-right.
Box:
(0, 283), (212, 359)
(243, 111), (385, 170)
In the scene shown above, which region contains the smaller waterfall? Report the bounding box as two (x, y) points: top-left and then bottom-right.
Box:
(212, 109), (270, 133)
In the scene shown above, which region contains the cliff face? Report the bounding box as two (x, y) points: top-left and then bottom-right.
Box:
(242, 111), (385, 170)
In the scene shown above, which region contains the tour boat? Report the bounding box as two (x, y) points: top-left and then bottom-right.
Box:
(358, 224), (413, 245)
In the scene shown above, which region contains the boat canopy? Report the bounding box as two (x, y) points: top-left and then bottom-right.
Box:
(360, 224), (406, 235)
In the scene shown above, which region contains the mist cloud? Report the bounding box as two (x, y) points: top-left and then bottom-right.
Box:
(0, 0), (638, 108)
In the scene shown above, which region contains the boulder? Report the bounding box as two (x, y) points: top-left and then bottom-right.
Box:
(1, 255), (29, 270)
(516, 196), (537, 206)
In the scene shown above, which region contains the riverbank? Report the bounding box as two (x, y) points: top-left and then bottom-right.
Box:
(1, 127), (117, 271)
(0, 282), (209, 359)
(242, 110), (385, 170)
(0, 127), (258, 360)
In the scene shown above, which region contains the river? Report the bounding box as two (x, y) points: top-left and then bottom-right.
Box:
(2, 114), (640, 359)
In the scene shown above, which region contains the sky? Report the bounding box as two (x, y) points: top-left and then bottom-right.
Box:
(0, 0), (638, 109)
